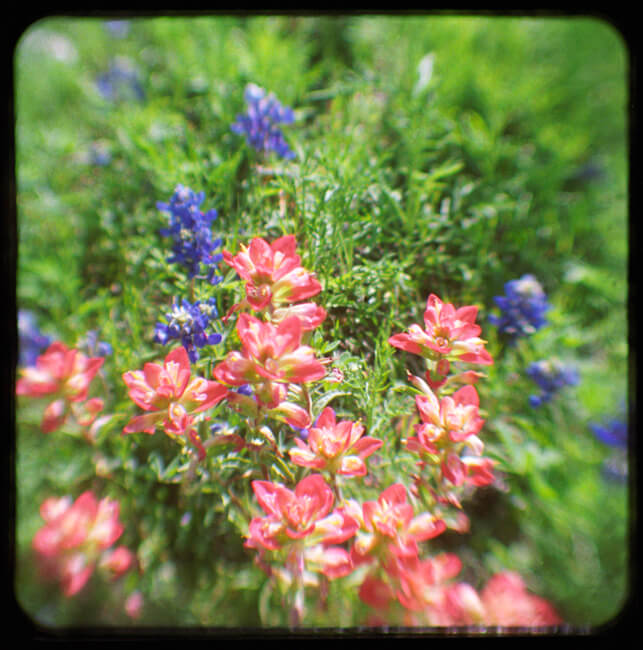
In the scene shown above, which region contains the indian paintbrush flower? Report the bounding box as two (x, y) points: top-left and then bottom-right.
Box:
(222, 234), (324, 324)
(16, 341), (105, 433)
(122, 346), (227, 438)
(32, 491), (134, 597)
(214, 312), (326, 387)
(389, 293), (493, 367)
(289, 406), (383, 478)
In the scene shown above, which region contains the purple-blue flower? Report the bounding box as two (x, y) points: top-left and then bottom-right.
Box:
(154, 297), (222, 363)
(526, 359), (579, 407)
(80, 330), (113, 357)
(18, 310), (52, 367)
(103, 20), (131, 38)
(489, 274), (550, 339)
(590, 416), (628, 483)
(157, 185), (224, 284)
(96, 57), (145, 102)
(231, 83), (295, 159)
(590, 418), (627, 449)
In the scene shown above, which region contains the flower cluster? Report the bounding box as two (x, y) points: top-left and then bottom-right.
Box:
(389, 293), (492, 390)
(157, 184), (224, 284)
(526, 359), (579, 407)
(79, 329), (113, 357)
(95, 57), (145, 102)
(389, 293), (495, 520)
(489, 274), (550, 339)
(231, 83), (295, 159)
(289, 406), (383, 479)
(590, 416), (628, 483)
(32, 491), (135, 597)
(122, 346), (227, 457)
(222, 234), (325, 325)
(154, 297), (222, 363)
(214, 313), (324, 428)
(16, 341), (105, 433)
(18, 309), (52, 367)
(214, 235), (327, 430)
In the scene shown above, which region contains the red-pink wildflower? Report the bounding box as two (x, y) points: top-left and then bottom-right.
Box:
(480, 571), (563, 626)
(289, 406), (382, 477)
(16, 342), (105, 433)
(347, 484), (445, 563)
(407, 385), (485, 457)
(245, 474), (357, 551)
(389, 294), (493, 366)
(125, 591), (144, 620)
(214, 313), (326, 386)
(32, 491), (132, 597)
(122, 346), (227, 436)
(223, 235), (322, 311)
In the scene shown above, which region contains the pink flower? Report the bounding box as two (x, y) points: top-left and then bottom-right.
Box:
(122, 346), (227, 436)
(16, 342), (105, 433)
(480, 572), (563, 626)
(407, 385), (485, 457)
(441, 453), (495, 488)
(245, 475), (357, 551)
(289, 407), (382, 477)
(389, 294), (493, 366)
(125, 591), (144, 620)
(214, 313), (326, 386)
(223, 235), (322, 311)
(99, 546), (135, 579)
(348, 484), (445, 563)
(32, 491), (132, 597)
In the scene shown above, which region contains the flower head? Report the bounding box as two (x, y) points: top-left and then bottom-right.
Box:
(214, 313), (325, 387)
(157, 185), (223, 283)
(526, 359), (579, 407)
(289, 407), (382, 477)
(489, 274), (550, 339)
(245, 474), (357, 551)
(95, 57), (145, 102)
(222, 235), (323, 318)
(16, 342), (105, 433)
(122, 346), (227, 437)
(389, 294), (492, 366)
(32, 491), (133, 597)
(480, 571), (563, 626)
(154, 297), (222, 362)
(231, 83), (295, 159)
(18, 309), (52, 367)
(348, 484), (446, 563)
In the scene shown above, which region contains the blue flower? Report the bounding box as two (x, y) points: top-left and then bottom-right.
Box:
(80, 330), (113, 357)
(96, 57), (145, 102)
(231, 83), (295, 159)
(157, 185), (224, 284)
(154, 297), (222, 363)
(489, 274), (550, 339)
(18, 310), (52, 367)
(590, 415), (629, 484)
(590, 418), (627, 449)
(103, 20), (131, 38)
(526, 359), (579, 407)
